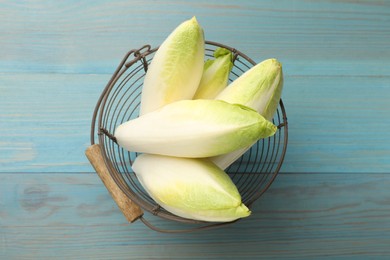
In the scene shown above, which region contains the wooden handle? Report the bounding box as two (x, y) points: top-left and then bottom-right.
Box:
(85, 144), (143, 223)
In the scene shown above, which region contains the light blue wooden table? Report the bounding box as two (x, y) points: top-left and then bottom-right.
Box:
(1, 1), (390, 259)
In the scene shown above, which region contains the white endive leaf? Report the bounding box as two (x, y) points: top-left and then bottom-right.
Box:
(193, 47), (233, 99)
(115, 99), (276, 158)
(211, 58), (284, 169)
(132, 154), (251, 222)
(140, 16), (205, 115)
(217, 58), (283, 121)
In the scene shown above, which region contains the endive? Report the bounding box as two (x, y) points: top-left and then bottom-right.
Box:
(193, 47), (233, 99)
(140, 16), (205, 115)
(211, 58), (284, 169)
(216, 58), (283, 121)
(132, 154), (251, 222)
(115, 99), (276, 158)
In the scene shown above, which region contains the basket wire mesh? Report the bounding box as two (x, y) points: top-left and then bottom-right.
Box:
(90, 41), (288, 232)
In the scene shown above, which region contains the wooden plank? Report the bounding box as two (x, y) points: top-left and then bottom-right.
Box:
(1, 72), (389, 173)
(1, 1), (389, 173)
(1, 0), (390, 258)
(282, 74), (390, 173)
(0, 73), (106, 172)
(1, 172), (390, 259)
(1, 0), (389, 173)
(0, 0), (389, 74)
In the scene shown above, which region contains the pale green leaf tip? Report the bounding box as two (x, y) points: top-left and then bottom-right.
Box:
(191, 16), (198, 23)
(238, 203), (251, 218)
(202, 47), (232, 70)
(203, 59), (214, 70)
(264, 58), (282, 69)
(214, 47), (232, 58)
(265, 119), (278, 135)
(271, 123), (278, 134)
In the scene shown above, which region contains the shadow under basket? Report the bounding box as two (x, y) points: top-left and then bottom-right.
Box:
(86, 41), (288, 233)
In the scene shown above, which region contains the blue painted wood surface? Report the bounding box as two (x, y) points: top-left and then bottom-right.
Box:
(1, 0), (390, 259)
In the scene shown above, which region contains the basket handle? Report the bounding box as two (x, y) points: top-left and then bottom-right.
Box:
(85, 144), (143, 222)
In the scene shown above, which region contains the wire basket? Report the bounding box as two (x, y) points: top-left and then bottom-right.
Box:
(89, 41), (288, 232)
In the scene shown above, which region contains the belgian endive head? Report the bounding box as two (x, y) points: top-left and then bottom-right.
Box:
(132, 154), (251, 222)
(115, 99), (277, 158)
(140, 17), (205, 115)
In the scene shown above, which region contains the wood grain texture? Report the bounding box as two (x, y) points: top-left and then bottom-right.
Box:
(1, 173), (390, 259)
(1, 0), (389, 74)
(1, 72), (389, 173)
(1, 0), (390, 258)
(1, 0), (389, 173)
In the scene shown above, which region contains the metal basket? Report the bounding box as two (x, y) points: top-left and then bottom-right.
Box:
(89, 41), (288, 232)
